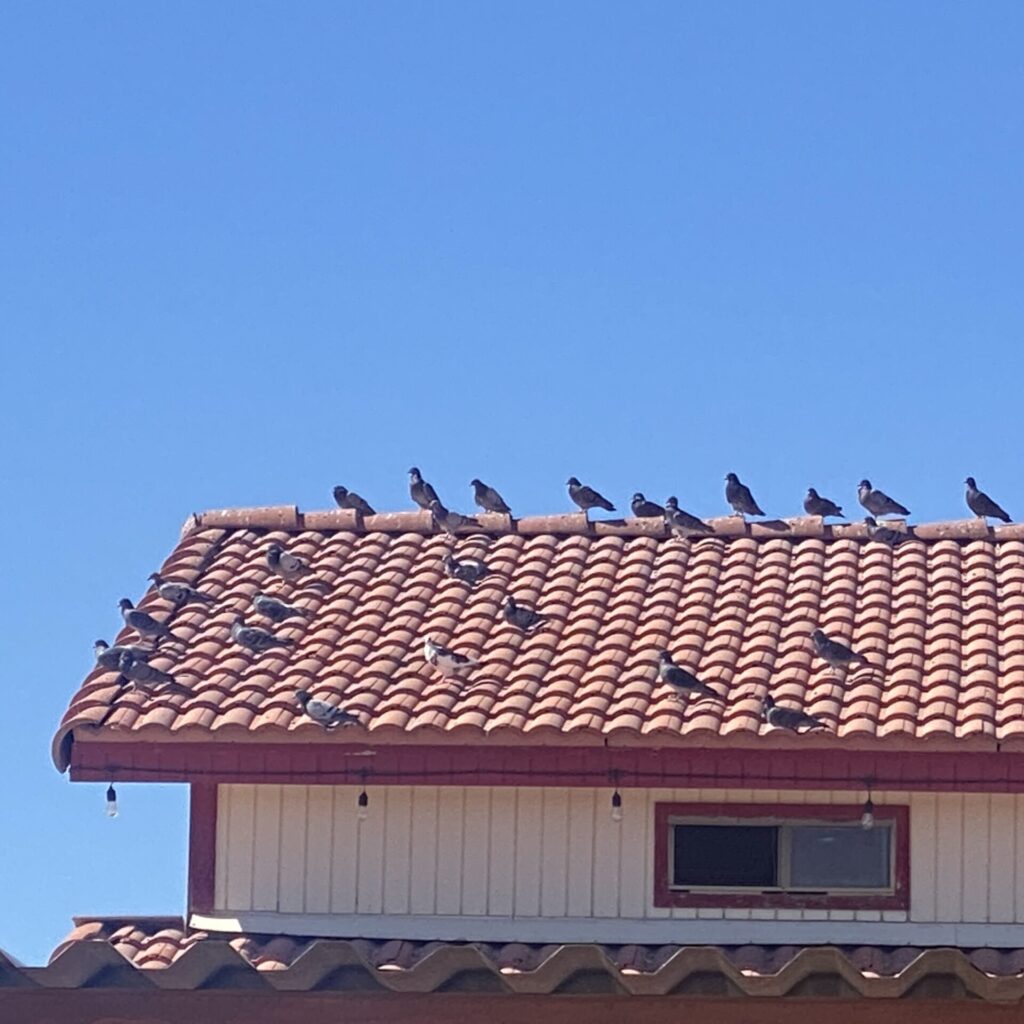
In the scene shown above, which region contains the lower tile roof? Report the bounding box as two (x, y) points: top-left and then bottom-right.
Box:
(23, 916), (1024, 1000)
(52, 505), (1024, 771)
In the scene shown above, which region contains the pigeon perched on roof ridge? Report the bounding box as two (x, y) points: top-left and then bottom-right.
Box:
(656, 651), (722, 702)
(409, 467), (440, 510)
(858, 479), (910, 518)
(429, 499), (478, 536)
(630, 493), (665, 518)
(148, 572), (215, 607)
(762, 695), (826, 733)
(804, 488), (844, 519)
(296, 689), (360, 730)
(567, 477), (615, 514)
(266, 542), (317, 582)
(863, 516), (909, 547)
(725, 473), (764, 517)
(442, 552), (490, 585)
(502, 595), (546, 632)
(664, 497), (714, 536)
(252, 592), (311, 623)
(231, 616), (294, 653)
(811, 628), (869, 668)
(965, 477), (1011, 523)
(118, 598), (183, 644)
(332, 485), (375, 516)
(94, 639), (154, 671)
(118, 650), (178, 690)
(471, 479), (512, 514)
(423, 635), (479, 679)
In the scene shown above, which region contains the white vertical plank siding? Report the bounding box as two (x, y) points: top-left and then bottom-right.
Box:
(251, 786), (281, 910)
(215, 784), (1022, 930)
(435, 788), (465, 915)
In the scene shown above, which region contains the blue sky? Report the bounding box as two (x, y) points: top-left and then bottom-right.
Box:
(2, 2), (1023, 963)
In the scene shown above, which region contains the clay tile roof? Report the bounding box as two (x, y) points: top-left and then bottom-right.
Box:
(30, 917), (1024, 1000)
(52, 506), (1024, 770)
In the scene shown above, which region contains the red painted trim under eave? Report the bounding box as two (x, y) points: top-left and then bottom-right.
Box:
(188, 783), (217, 915)
(70, 740), (1024, 793)
(652, 802), (910, 911)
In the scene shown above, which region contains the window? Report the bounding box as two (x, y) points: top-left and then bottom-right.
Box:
(653, 803), (909, 910)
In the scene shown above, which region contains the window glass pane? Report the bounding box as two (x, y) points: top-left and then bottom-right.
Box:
(788, 825), (891, 889)
(672, 825), (777, 887)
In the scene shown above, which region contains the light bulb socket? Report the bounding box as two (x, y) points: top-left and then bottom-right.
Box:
(357, 788), (369, 820)
(611, 789), (623, 822)
(105, 784), (118, 819)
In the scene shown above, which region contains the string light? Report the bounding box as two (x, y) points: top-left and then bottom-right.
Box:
(611, 789), (623, 823)
(105, 784), (119, 818)
(861, 781), (874, 830)
(357, 788), (369, 821)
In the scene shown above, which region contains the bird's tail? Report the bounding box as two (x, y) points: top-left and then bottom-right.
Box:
(600, 500), (616, 512)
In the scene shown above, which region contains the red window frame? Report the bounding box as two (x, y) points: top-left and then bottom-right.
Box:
(653, 802), (910, 911)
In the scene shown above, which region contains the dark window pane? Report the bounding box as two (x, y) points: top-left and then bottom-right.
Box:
(672, 825), (777, 887)
(788, 825), (891, 889)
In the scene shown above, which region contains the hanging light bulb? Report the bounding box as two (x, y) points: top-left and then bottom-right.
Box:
(357, 788), (369, 821)
(611, 789), (623, 823)
(860, 796), (875, 831)
(105, 784), (119, 819)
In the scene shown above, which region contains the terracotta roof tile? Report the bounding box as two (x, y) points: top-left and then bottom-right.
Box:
(51, 508), (1024, 769)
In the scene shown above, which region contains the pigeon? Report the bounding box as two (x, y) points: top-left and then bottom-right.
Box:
(664, 496), (714, 536)
(332, 485), (375, 516)
(567, 477), (615, 513)
(471, 479), (512, 514)
(864, 516), (908, 547)
(762, 695), (825, 733)
(252, 592), (310, 623)
(118, 598), (182, 643)
(423, 636), (478, 679)
(858, 480), (910, 518)
(118, 650), (177, 690)
(443, 553), (490, 585)
(429, 499), (478, 535)
(631, 493), (665, 518)
(804, 488), (844, 519)
(409, 467), (440, 510)
(725, 473), (764, 517)
(296, 689), (360, 730)
(965, 477), (1011, 523)
(657, 651), (722, 701)
(94, 639), (153, 671)
(502, 595), (546, 632)
(231, 616), (293, 653)
(811, 628), (869, 668)
(266, 543), (316, 581)
(148, 572), (215, 606)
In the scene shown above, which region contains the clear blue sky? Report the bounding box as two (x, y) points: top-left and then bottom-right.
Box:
(2, 2), (1023, 964)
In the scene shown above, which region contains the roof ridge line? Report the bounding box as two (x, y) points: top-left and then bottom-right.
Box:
(180, 505), (1024, 543)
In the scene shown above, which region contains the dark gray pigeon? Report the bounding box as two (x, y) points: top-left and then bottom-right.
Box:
(762, 695), (825, 733)
(231, 616), (293, 653)
(631, 493), (665, 518)
(664, 497), (714, 536)
(333, 485), (375, 516)
(266, 543), (316, 581)
(725, 473), (764, 517)
(471, 479), (512, 514)
(409, 467), (440, 510)
(864, 516), (908, 547)
(94, 639), (153, 671)
(858, 480), (910, 517)
(148, 572), (215, 606)
(657, 651), (722, 701)
(118, 650), (177, 689)
(430, 499), (478, 535)
(804, 488), (844, 518)
(811, 628), (869, 668)
(443, 553), (489, 585)
(296, 689), (360, 730)
(965, 477), (1011, 523)
(567, 477), (615, 513)
(502, 595), (546, 632)
(423, 635), (479, 679)
(252, 592), (310, 623)
(119, 598), (182, 643)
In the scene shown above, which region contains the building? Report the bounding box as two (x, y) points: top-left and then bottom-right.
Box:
(24, 504), (1024, 1021)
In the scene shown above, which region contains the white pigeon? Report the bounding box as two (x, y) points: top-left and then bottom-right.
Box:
(423, 636), (479, 679)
